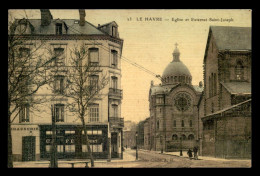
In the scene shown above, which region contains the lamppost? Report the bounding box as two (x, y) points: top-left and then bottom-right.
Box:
(50, 105), (58, 168)
(160, 135), (163, 154)
(136, 131), (138, 160)
(180, 136), (183, 156)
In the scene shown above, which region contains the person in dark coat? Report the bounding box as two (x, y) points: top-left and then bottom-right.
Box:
(193, 146), (198, 160)
(187, 149), (193, 159)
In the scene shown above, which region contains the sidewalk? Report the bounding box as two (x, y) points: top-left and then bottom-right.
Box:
(13, 148), (137, 168)
(139, 149), (251, 162)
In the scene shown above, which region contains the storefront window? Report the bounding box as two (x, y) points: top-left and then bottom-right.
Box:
(65, 145), (75, 152)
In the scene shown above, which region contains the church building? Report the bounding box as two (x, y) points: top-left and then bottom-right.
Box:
(146, 44), (203, 152)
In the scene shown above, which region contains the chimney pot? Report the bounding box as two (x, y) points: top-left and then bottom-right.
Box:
(79, 9), (86, 26)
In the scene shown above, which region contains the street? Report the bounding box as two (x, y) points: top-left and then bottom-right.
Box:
(13, 148), (251, 168)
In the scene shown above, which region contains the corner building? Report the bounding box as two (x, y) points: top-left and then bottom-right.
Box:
(10, 9), (124, 161)
(147, 45), (203, 152)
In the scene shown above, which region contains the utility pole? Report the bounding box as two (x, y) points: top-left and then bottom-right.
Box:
(50, 105), (58, 168)
(136, 131), (138, 160)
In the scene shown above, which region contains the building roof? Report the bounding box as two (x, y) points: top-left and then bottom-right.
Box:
(162, 61), (191, 78)
(162, 45), (191, 78)
(150, 84), (178, 95)
(202, 99), (251, 121)
(221, 81), (251, 95)
(210, 26), (251, 51)
(18, 19), (106, 35)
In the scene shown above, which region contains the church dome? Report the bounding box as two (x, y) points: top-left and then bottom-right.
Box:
(162, 61), (191, 78)
(161, 44), (192, 85)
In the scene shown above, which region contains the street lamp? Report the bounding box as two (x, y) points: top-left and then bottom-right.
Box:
(136, 131), (138, 160)
(160, 135), (163, 154)
(180, 136), (183, 156)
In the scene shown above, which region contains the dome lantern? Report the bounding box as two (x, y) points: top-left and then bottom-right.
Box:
(172, 43), (180, 62)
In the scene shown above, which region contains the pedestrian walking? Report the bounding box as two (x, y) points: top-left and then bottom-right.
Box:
(187, 149), (193, 159)
(193, 146), (198, 160)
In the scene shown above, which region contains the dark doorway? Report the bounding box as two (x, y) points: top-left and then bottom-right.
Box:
(111, 132), (118, 158)
(22, 136), (36, 161)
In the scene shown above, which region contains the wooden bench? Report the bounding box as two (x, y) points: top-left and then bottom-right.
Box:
(68, 161), (90, 168)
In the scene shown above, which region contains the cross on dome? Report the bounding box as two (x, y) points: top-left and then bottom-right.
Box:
(175, 43), (178, 48)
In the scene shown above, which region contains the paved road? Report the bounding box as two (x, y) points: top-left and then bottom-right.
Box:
(13, 149), (251, 168)
(125, 149), (251, 168)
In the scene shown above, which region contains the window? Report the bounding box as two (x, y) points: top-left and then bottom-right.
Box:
(190, 120), (192, 127)
(174, 76), (177, 82)
(213, 73), (217, 95)
(112, 104), (118, 117)
(188, 134), (194, 140)
(88, 104), (99, 122)
(19, 75), (30, 94)
(235, 60), (244, 80)
(172, 134), (178, 140)
(157, 120), (159, 130)
(181, 134), (186, 140)
(209, 75), (212, 97)
(54, 48), (65, 66)
(56, 23), (62, 35)
(89, 48), (99, 65)
(55, 104), (64, 122)
(90, 75), (99, 92)
(19, 47), (30, 58)
(19, 104), (30, 122)
(156, 97), (164, 104)
(111, 76), (118, 89)
(173, 120), (176, 127)
(111, 50), (118, 67)
(181, 120), (184, 127)
(54, 75), (65, 94)
(112, 26), (117, 37)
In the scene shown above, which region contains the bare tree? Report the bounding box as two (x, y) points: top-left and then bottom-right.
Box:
(8, 15), (55, 168)
(61, 43), (108, 167)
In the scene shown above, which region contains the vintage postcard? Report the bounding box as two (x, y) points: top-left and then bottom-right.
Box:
(8, 9), (251, 168)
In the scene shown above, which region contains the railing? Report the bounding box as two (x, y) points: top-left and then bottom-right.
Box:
(108, 88), (123, 99)
(109, 117), (124, 128)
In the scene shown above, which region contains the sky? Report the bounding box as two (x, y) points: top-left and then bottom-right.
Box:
(9, 9), (251, 123)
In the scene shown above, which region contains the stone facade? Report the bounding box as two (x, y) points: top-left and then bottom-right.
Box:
(147, 45), (203, 152)
(201, 26), (251, 158)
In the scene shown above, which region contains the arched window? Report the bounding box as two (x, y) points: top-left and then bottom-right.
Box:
(181, 120), (184, 127)
(235, 60), (244, 80)
(188, 134), (194, 140)
(157, 120), (160, 130)
(172, 134), (178, 140)
(181, 134), (186, 140)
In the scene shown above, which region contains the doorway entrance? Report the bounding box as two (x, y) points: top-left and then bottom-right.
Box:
(111, 132), (118, 158)
(22, 136), (36, 161)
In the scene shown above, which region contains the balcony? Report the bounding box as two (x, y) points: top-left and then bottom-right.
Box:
(108, 88), (123, 99)
(109, 117), (124, 128)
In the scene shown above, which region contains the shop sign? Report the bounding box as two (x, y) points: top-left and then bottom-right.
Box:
(11, 127), (38, 131)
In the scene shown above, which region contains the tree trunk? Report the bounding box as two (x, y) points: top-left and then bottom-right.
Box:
(82, 118), (94, 167)
(8, 109), (13, 168)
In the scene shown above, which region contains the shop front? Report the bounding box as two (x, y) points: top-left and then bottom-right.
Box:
(39, 125), (108, 160)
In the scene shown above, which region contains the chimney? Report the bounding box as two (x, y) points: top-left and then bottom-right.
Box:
(79, 9), (86, 26)
(40, 9), (53, 26)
